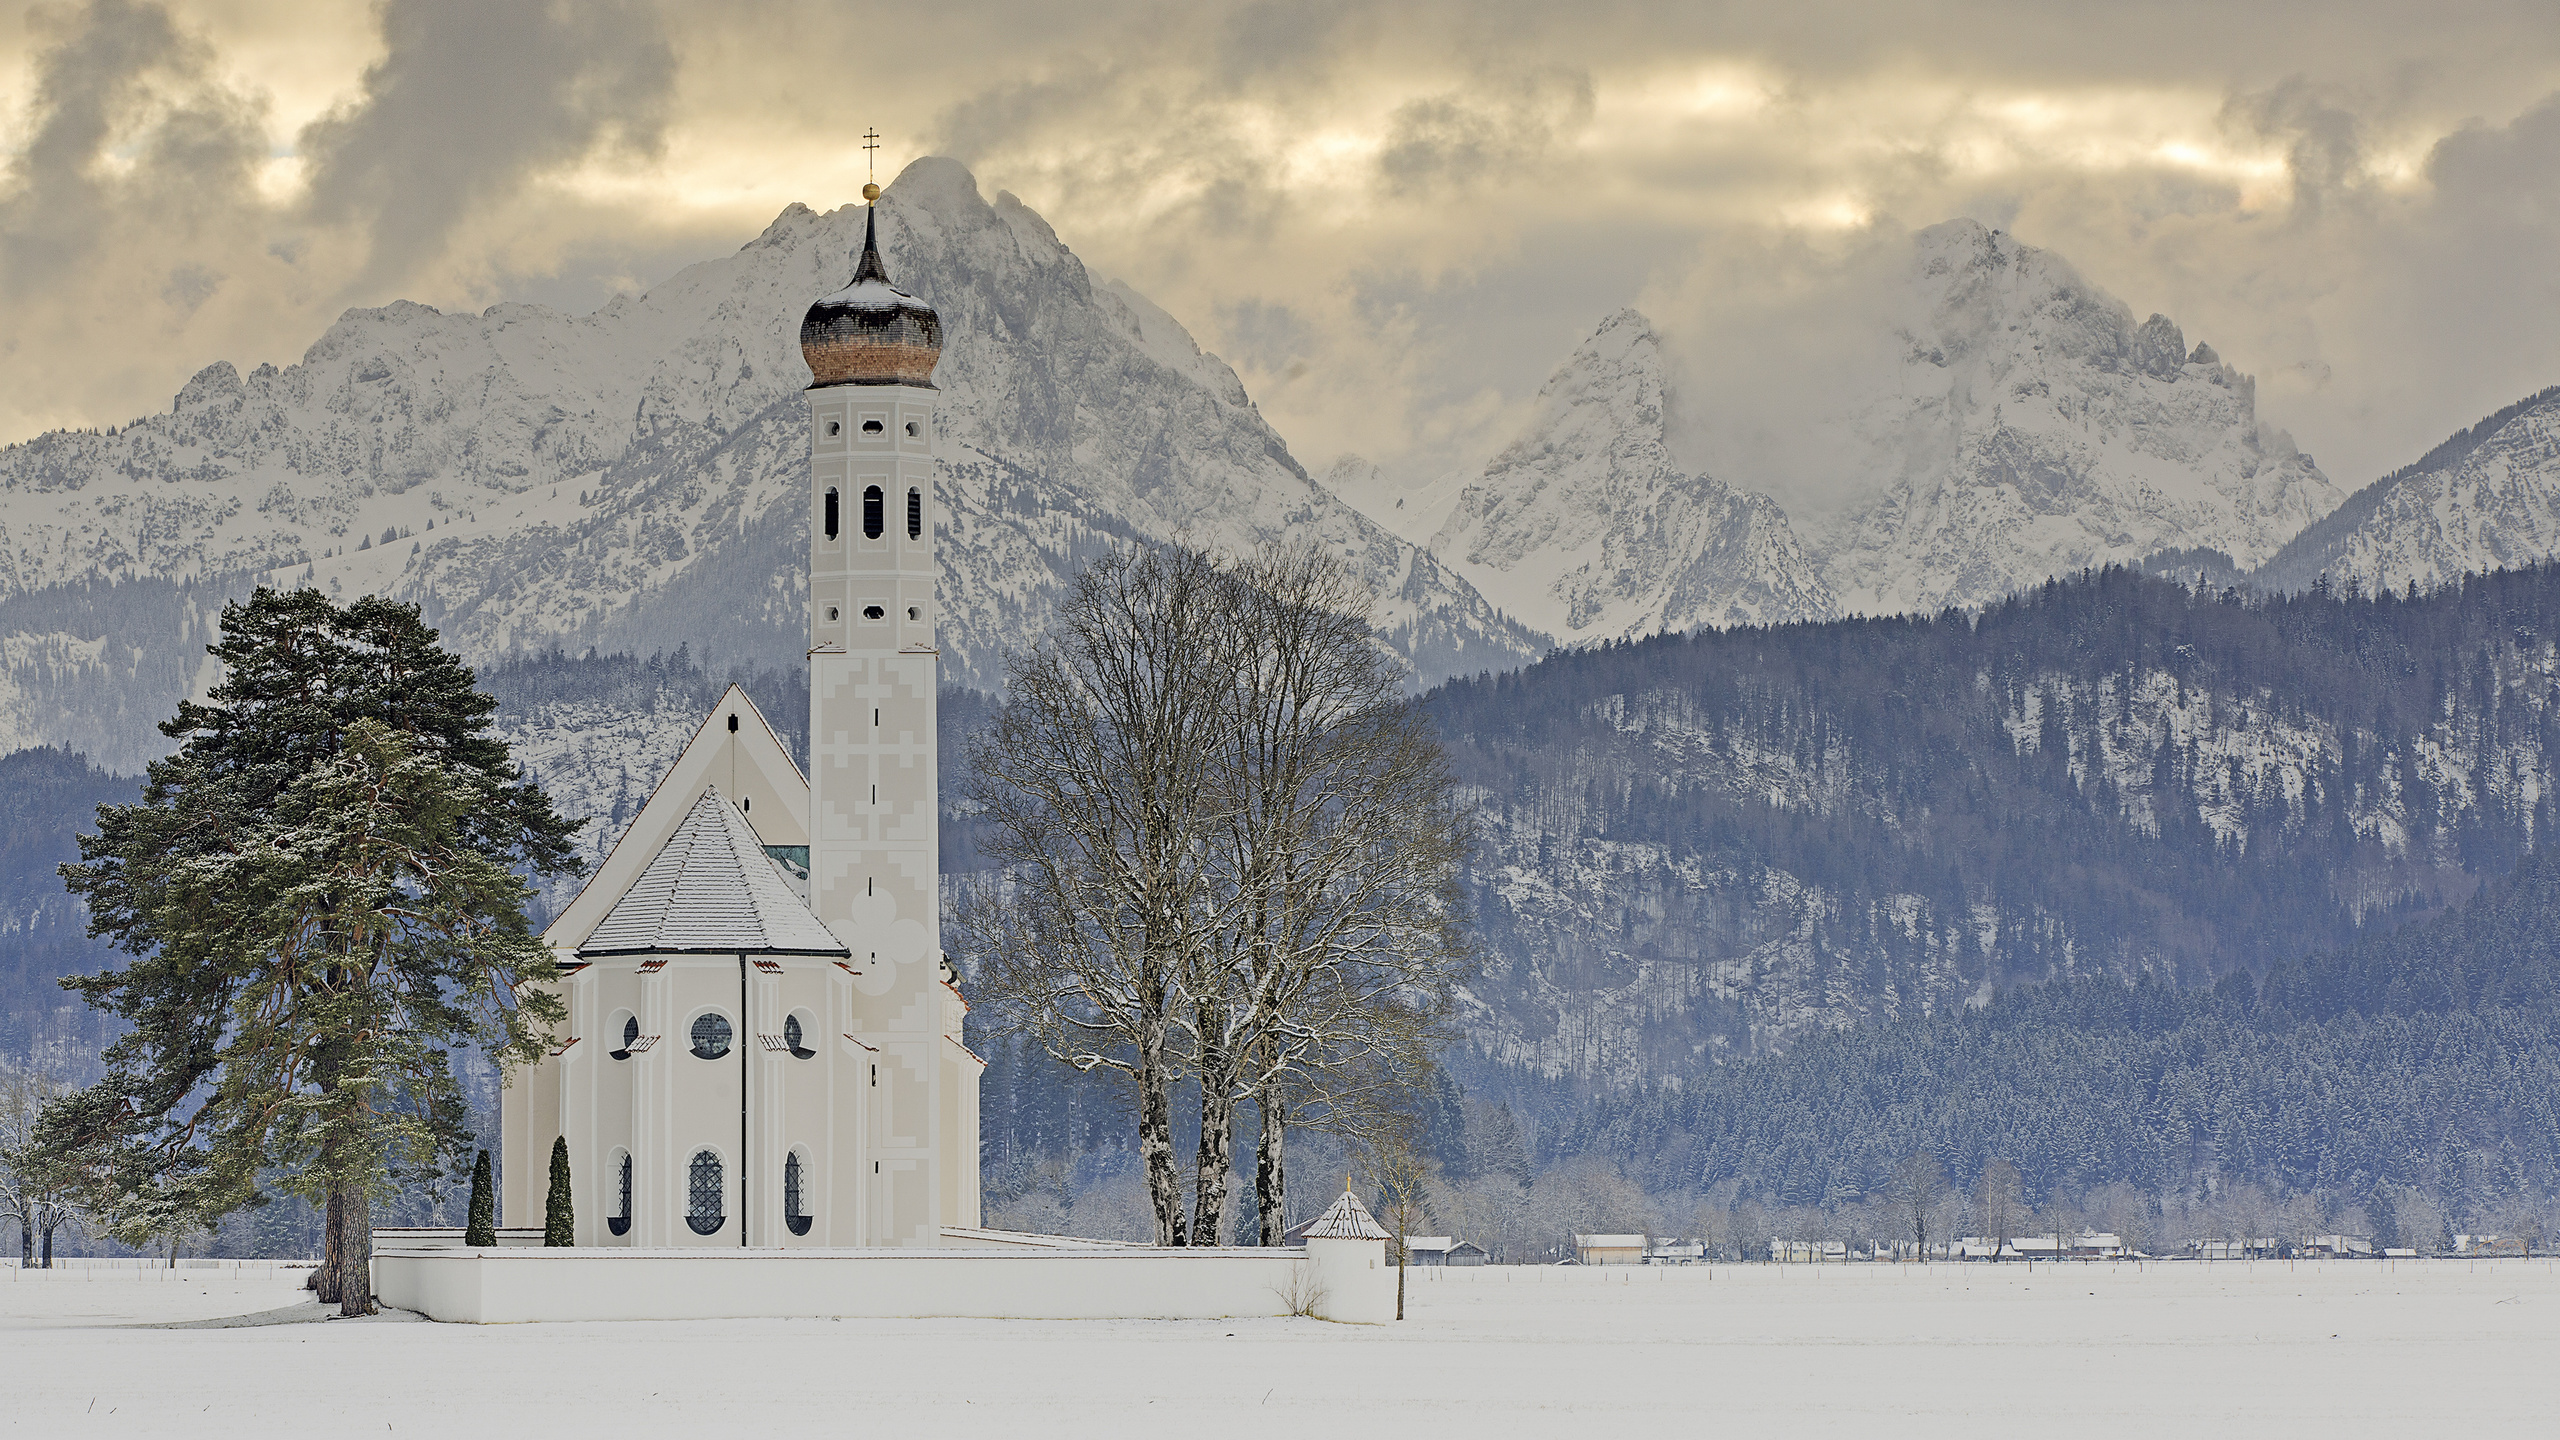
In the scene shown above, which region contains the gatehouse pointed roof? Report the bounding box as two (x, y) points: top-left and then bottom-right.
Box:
(578, 786), (848, 958)
(1294, 1189), (1392, 1241)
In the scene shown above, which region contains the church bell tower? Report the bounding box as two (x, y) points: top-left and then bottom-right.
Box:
(798, 186), (975, 1244)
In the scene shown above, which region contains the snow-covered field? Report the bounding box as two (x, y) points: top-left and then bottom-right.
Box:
(4, 1259), (2555, 1436)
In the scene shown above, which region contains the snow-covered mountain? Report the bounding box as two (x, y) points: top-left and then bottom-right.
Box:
(2253, 386), (2560, 594)
(1374, 220), (2339, 646)
(1428, 310), (1836, 641)
(0, 158), (1541, 771)
(1815, 222), (2341, 614)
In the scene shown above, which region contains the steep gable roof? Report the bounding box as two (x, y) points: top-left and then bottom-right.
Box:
(1291, 1190), (1391, 1241)
(580, 786), (848, 957)
(544, 685), (810, 954)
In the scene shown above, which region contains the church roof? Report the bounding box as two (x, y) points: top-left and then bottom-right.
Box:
(577, 787), (849, 958)
(1291, 1189), (1392, 1241)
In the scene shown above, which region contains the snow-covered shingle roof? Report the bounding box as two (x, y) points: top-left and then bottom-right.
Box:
(1295, 1190), (1391, 1241)
(578, 787), (849, 958)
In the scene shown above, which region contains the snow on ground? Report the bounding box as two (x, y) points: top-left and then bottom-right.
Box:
(5, 1260), (2558, 1437)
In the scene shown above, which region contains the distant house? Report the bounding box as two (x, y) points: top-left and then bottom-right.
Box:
(2007, 1232), (2126, 1260)
(1575, 1234), (1647, 1265)
(2306, 1234), (2375, 1258)
(1446, 1240), (1490, 1267)
(1648, 1240), (1705, 1264)
(1768, 1239), (1848, 1263)
(2190, 1238), (2277, 1260)
(1400, 1236), (1454, 1267)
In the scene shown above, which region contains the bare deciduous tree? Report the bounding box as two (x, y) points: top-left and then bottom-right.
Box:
(1975, 1158), (2023, 1260)
(0, 1062), (83, 1267)
(962, 542), (1473, 1248)
(1890, 1153), (1948, 1261)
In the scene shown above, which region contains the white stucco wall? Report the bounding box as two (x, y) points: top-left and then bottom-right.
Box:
(371, 1240), (1392, 1325)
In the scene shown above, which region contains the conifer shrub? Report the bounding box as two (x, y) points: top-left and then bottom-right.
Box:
(544, 1137), (574, 1246)
(465, 1150), (496, 1247)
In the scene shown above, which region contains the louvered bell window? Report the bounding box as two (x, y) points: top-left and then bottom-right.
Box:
(687, 1150), (725, 1235)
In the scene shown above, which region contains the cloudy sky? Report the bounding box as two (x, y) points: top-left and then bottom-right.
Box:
(3, 0), (2556, 510)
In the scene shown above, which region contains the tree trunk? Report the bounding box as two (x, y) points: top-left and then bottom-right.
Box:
(1190, 1030), (1237, 1246)
(316, 1192), (343, 1304)
(38, 1220), (53, 1269)
(334, 1184), (376, 1317)
(16, 1218), (28, 1269)
(1255, 1094), (1287, 1246)
(1135, 1010), (1185, 1247)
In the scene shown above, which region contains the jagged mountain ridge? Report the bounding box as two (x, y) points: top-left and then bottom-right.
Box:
(1430, 310), (1837, 642)
(2253, 386), (2560, 595)
(0, 158), (1541, 770)
(1388, 220), (2341, 641)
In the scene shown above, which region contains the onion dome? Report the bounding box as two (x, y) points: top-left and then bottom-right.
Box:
(800, 205), (942, 389)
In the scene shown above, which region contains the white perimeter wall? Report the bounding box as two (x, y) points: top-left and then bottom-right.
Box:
(373, 1240), (1393, 1325)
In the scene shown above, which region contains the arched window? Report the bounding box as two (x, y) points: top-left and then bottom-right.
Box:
(783, 1013), (815, 1060)
(686, 1151), (725, 1236)
(609, 1012), (637, 1061)
(862, 485), (884, 539)
(784, 1152), (813, 1236)
(689, 1012), (732, 1060)
(824, 487), (838, 540)
(609, 1151), (632, 1236)
(906, 487), (922, 539)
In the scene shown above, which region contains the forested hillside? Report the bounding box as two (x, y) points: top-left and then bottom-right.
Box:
(1512, 845), (2560, 1255)
(1431, 563), (2560, 1102)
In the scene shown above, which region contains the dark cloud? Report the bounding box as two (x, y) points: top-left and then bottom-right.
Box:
(0, 0), (265, 304)
(1375, 69), (1595, 197)
(298, 0), (675, 295)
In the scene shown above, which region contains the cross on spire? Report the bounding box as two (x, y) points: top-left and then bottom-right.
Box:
(863, 127), (881, 182)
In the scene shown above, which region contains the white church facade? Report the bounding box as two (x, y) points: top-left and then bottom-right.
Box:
(378, 185), (1393, 1323)
(500, 201), (981, 1248)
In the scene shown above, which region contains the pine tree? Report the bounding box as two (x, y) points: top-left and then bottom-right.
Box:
(466, 1149), (495, 1247)
(544, 1136), (573, 1247)
(40, 588), (580, 1316)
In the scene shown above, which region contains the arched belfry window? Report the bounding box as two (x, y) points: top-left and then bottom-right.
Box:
(687, 1150), (725, 1236)
(824, 487), (838, 540)
(609, 1151), (633, 1236)
(862, 485), (884, 539)
(784, 1152), (813, 1236)
(907, 488), (922, 540)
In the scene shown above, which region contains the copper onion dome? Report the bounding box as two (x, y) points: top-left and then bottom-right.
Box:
(799, 206), (942, 389)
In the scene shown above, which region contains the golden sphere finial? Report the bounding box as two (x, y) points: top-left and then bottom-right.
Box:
(862, 182), (881, 204)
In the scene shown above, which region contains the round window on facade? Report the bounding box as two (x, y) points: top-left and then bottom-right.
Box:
(686, 1150), (725, 1236)
(861, 604), (885, 621)
(784, 1011), (816, 1060)
(689, 1011), (733, 1060)
(608, 1011), (638, 1060)
(904, 420), (919, 438)
(784, 1150), (813, 1237)
(826, 420), (841, 437)
(609, 1149), (633, 1236)
(906, 606), (920, 622)
(861, 419), (884, 434)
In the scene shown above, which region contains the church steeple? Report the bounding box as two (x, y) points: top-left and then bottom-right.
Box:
(799, 195), (943, 390)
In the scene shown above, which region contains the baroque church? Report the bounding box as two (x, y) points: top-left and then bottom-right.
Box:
(501, 195), (982, 1247)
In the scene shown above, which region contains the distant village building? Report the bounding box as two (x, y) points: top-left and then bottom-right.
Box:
(1647, 1240), (1706, 1264)
(1769, 1239), (1848, 1263)
(1401, 1236), (1454, 1267)
(1575, 1234), (1648, 1265)
(1446, 1241), (1490, 1267)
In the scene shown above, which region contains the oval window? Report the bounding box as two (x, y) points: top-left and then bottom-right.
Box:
(826, 420), (841, 437)
(861, 605), (885, 621)
(784, 1012), (816, 1059)
(609, 1012), (638, 1060)
(687, 1150), (725, 1236)
(862, 485), (884, 539)
(689, 1012), (733, 1060)
(861, 419), (884, 434)
(904, 420), (919, 438)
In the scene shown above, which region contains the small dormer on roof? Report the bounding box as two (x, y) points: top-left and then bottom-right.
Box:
(578, 787), (849, 959)
(1293, 1189), (1392, 1241)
